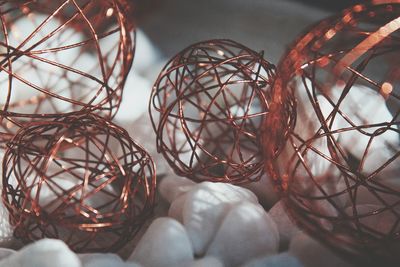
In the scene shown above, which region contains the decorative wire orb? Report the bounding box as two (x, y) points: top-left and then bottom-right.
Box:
(265, 1), (400, 265)
(150, 39), (275, 184)
(0, 0), (135, 143)
(2, 113), (156, 253)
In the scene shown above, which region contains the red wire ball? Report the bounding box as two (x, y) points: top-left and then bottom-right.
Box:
(150, 39), (275, 184)
(2, 113), (156, 253)
(265, 2), (400, 265)
(0, 0), (135, 143)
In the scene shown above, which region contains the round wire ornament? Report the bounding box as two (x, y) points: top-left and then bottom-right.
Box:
(150, 39), (275, 184)
(0, 0), (135, 143)
(2, 113), (156, 253)
(264, 1), (400, 265)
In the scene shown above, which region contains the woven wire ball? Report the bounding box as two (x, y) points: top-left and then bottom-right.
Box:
(0, 0), (135, 143)
(264, 1), (400, 265)
(2, 113), (156, 253)
(150, 39), (275, 184)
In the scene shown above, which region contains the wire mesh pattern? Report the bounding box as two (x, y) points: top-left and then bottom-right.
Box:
(2, 113), (156, 253)
(0, 0), (135, 143)
(150, 39), (275, 184)
(264, 2), (400, 265)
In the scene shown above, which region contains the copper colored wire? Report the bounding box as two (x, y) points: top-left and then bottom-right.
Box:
(149, 39), (275, 184)
(265, 2), (400, 265)
(2, 112), (156, 253)
(0, 0), (135, 144)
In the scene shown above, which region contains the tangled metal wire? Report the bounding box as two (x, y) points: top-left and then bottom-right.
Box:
(264, 1), (400, 265)
(150, 39), (275, 184)
(2, 113), (156, 253)
(0, 0), (135, 143)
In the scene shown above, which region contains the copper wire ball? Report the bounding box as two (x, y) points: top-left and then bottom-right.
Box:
(264, 1), (400, 265)
(150, 39), (275, 184)
(0, 0), (135, 143)
(2, 113), (156, 253)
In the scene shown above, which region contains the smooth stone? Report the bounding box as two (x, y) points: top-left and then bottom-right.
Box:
(242, 252), (304, 267)
(159, 175), (196, 203)
(269, 201), (300, 248)
(0, 248), (15, 261)
(168, 194), (187, 223)
(79, 253), (141, 267)
(133, 29), (164, 78)
(330, 84), (399, 174)
(0, 239), (81, 267)
(242, 174), (279, 208)
(0, 200), (15, 246)
(206, 202), (279, 267)
(289, 232), (353, 267)
(114, 71), (152, 122)
(183, 257), (224, 267)
(182, 182), (258, 256)
(129, 218), (194, 267)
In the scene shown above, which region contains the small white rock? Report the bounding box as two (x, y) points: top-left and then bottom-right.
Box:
(289, 232), (353, 267)
(132, 29), (164, 78)
(159, 175), (196, 203)
(242, 174), (279, 208)
(242, 252), (304, 267)
(182, 257), (224, 267)
(206, 202), (279, 267)
(168, 194), (187, 223)
(0, 248), (15, 261)
(129, 218), (194, 267)
(269, 200), (300, 247)
(182, 182), (258, 256)
(79, 253), (141, 267)
(0, 239), (81, 267)
(115, 71), (152, 122)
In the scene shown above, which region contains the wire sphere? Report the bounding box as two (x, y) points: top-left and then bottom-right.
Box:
(150, 39), (275, 184)
(0, 0), (135, 143)
(2, 113), (156, 253)
(265, 1), (400, 265)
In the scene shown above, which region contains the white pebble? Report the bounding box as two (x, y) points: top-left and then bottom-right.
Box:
(115, 71), (152, 122)
(289, 232), (353, 267)
(159, 175), (196, 203)
(182, 257), (223, 267)
(242, 252), (304, 267)
(132, 29), (164, 78)
(129, 218), (194, 267)
(269, 200), (300, 247)
(182, 182), (258, 256)
(79, 253), (141, 267)
(0, 248), (15, 261)
(242, 174), (279, 207)
(0, 239), (81, 267)
(206, 202), (279, 267)
(168, 194), (187, 223)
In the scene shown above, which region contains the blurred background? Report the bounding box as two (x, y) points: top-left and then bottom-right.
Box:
(131, 0), (359, 65)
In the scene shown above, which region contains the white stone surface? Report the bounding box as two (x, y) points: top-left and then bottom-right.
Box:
(168, 193), (187, 223)
(129, 218), (194, 267)
(269, 200), (301, 247)
(180, 182), (258, 256)
(242, 252), (304, 267)
(115, 71), (152, 122)
(0, 248), (15, 261)
(182, 257), (224, 267)
(242, 174), (279, 208)
(79, 253), (141, 267)
(0, 200), (14, 247)
(159, 175), (196, 203)
(289, 232), (353, 267)
(0, 239), (81, 267)
(206, 202), (279, 267)
(133, 29), (164, 79)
